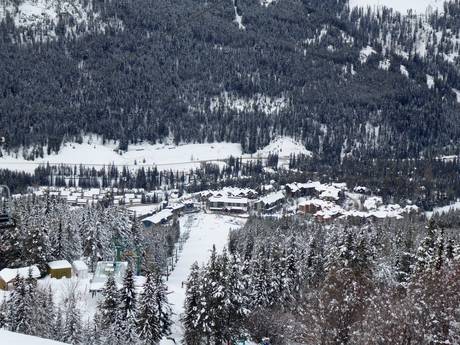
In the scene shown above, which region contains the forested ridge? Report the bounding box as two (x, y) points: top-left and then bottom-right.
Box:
(1, 0), (460, 161)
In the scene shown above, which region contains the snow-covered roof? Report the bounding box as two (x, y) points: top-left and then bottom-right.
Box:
(208, 195), (249, 204)
(72, 260), (88, 271)
(258, 191), (285, 206)
(142, 209), (174, 226)
(0, 265), (41, 284)
(48, 260), (72, 270)
(200, 187), (257, 198)
(0, 330), (69, 345)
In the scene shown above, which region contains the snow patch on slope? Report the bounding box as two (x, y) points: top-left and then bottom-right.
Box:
(400, 65), (409, 77)
(210, 92), (289, 115)
(359, 46), (376, 63)
(349, 0), (446, 14)
(256, 136), (312, 157)
(0, 0), (123, 42)
(260, 0), (277, 6)
(233, 0), (245, 30)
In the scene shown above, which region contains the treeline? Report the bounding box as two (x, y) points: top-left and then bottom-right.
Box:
(0, 267), (172, 345)
(183, 216), (460, 344)
(1, 0), (460, 160)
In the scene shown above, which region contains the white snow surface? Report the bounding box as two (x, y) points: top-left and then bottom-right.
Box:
(359, 46), (376, 63)
(0, 330), (68, 345)
(255, 136), (312, 157)
(426, 201), (460, 218)
(400, 65), (409, 77)
(160, 213), (246, 344)
(0, 135), (309, 173)
(349, 0), (446, 14)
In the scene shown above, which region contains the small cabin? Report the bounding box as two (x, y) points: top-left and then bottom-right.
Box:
(0, 265), (41, 291)
(72, 260), (89, 279)
(48, 260), (72, 279)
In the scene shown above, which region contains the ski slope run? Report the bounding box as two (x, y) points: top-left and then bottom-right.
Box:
(161, 213), (246, 344)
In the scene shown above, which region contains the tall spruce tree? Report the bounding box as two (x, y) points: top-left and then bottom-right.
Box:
(137, 272), (161, 344)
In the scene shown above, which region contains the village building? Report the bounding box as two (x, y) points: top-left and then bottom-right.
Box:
(48, 260), (72, 279)
(256, 191), (285, 213)
(72, 260), (89, 279)
(0, 265), (41, 291)
(141, 208), (174, 230)
(207, 195), (249, 213)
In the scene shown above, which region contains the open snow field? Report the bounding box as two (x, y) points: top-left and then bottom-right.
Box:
(426, 200), (460, 218)
(0, 135), (309, 173)
(0, 330), (68, 345)
(161, 213), (246, 344)
(349, 0), (446, 13)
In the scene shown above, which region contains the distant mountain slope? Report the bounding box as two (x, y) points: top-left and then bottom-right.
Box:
(0, 0), (459, 162)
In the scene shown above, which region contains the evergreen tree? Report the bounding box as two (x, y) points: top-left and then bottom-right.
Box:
(183, 262), (204, 345)
(63, 295), (82, 345)
(137, 272), (161, 344)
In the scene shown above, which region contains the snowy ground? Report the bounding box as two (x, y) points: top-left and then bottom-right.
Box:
(0, 330), (68, 345)
(0, 135), (308, 173)
(349, 0), (446, 13)
(160, 213), (246, 344)
(426, 200), (460, 218)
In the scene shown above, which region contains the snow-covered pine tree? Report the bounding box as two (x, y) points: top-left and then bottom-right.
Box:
(136, 272), (161, 344)
(202, 245), (226, 343)
(53, 307), (64, 342)
(225, 253), (249, 341)
(117, 267), (138, 343)
(8, 274), (36, 335)
(154, 269), (172, 338)
(63, 295), (82, 345)
(183, 262), (204, 345)
(415, 219), (438, 272)
(97, 274), (119, 332)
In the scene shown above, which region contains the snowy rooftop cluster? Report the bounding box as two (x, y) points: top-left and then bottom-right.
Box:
(300, 197), (419, 221)
(199, 187), (258, 199)
(287, 181), (345, 201)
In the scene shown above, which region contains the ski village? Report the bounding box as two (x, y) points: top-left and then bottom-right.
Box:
(1, 0), (460, 343)
(1, 141), (459, 345)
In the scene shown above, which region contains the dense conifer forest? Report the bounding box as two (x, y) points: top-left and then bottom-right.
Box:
(1, 0), (460, 161)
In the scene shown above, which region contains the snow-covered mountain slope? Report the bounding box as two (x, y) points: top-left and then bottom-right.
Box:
(349, 0), (446, 13)
(0, 0), (123, 43)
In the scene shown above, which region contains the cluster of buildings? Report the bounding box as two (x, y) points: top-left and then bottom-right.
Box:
(292, 182), (420, 223)
(18, 186), (166, 207)
(0, 259), (88, 291)
(199, 187), (286, 215)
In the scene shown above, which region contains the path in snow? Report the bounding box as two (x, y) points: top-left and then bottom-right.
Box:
(160, 213), (246, 344)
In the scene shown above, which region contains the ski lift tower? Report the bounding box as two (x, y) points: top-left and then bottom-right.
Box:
(0, 186), (14, 230)
(0, 137), (15, 230)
